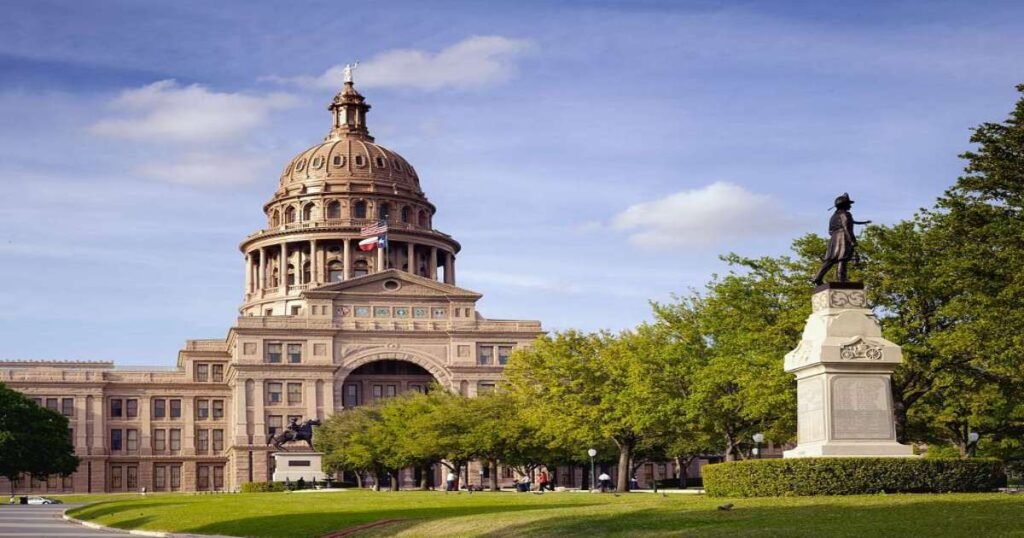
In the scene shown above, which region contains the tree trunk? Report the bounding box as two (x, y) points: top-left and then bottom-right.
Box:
(489, 461), (499, 491)
(616, 441), (634, 492)
(419, 465), (430, 490)
(389, 470), (400, 491)
(370, 471), (380, 491)
(724, 434), (737, 462)
(892, 394), (909, 444)
(355, 472), (363, 489)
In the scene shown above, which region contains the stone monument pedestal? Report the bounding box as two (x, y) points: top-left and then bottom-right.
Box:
(783, 283), (914, 458)
(272, 451), (328, 482)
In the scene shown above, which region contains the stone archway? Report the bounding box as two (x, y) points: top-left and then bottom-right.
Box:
(335, 350), (452, 410)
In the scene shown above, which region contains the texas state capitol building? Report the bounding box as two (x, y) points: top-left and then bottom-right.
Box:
(0, 79), (543, 494)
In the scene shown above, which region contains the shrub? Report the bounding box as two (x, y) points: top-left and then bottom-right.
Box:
(240, 481), (288, 493)
(703, 458), (1005, 497)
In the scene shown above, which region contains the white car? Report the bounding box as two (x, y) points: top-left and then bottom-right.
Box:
(26, 496), (62, 505)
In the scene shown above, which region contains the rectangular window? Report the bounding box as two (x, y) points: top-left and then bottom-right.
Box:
(265, 343), (282, 363)
(153, 399), (166, 419)
(213, 429), (224, 452)
(154, 429), (166, 451)
(127, 466), (138, 489)
(478, 382), (496, 394)
(62, 475), (73, 489)
(111, 466), (122, 489)
(498, 346), (513, 365)
(267, 383), (282, 404)
(126, 399), (138, 418)
(110, 399), (122, 418)
(212, 400), (224, 419)
(344, 384), (360, 408)
(46, 398), (59, 411)
(155, 466), (166, 489)
(196, 364), (209, 382)
(478, 346), (494, 365)
(169, 429), (181, 451)
(197, 399), (209, 420)
(385, 385), (397, 398)
(354, 306), (370, 317)
(170, 465), (181, 489)
(372, 385), (383, 400)
(198, 465), (210, 490)
(126, 429), (138, 451)
(267, 415), (283, 436)
(110, 429), (122, 451)
(61, 398), (74, 417)
(287, 383), (302, 404)
(287, 343), (302, 363)
(197, 429), (209, 453)
(408, 384), (424, 394)
(213, 466), (224, 490)
(212, 364), (224, 382)
(32, 397), (42, 406)
(170, 399), (181, 418)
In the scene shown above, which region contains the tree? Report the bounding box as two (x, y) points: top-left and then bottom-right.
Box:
(0, 383), (79, 496)
(503, 329), (684, 491)
(316, 406), (400, 490)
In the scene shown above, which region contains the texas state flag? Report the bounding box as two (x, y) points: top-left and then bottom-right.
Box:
(358, 235), (387, 251)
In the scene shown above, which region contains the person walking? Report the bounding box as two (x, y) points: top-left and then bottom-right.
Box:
(598, 472), (612, 492)
(538, 470), (553, 492)
(446, 470), (457, 492)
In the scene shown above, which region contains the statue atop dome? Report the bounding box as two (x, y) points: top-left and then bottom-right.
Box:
(343, 61), (359, 83)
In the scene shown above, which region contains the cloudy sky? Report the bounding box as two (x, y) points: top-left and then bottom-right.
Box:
(1, 0), (1022, 365)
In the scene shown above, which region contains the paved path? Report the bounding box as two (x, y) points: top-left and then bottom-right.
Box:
(0, 504), (123, 537)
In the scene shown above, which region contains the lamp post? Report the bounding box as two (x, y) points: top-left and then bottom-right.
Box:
(752, 433), (765, 459)
(587, 448), (597, 491)
(968, 431), (980, 458)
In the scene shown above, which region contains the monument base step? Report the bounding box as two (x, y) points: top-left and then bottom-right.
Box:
(784, 441), (916, 458)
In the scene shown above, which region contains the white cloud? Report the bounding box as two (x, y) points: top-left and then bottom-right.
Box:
(90, 80), (295, 143)
(134, 151), (271, 186)
(611, 182), (795, 248)
(280, 36), (534, 91)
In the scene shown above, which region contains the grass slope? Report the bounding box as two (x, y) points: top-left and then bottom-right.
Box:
(65, 490), (1024, 537)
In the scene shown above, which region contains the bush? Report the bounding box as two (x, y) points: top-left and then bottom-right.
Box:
(240, 481), (287, 493)
(703, 458), (1005, 497)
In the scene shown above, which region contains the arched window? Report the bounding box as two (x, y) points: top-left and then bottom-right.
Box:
(353, 259), (369, 278)
(418, 210), (428, 227)
(326, 201), (341, 219)
(378, 203), (390, 221)
(354, 200), (367, 219)
(302, 203), (315, 221)
(302, 261), (311, 284)
(271, 210), (280, 227)
(327, 260), (344, 282)
(286, 264), (296, 286)
(270, 267), (279, 287)
(401, 206), (410, 223)
(284, 206), (296, 224)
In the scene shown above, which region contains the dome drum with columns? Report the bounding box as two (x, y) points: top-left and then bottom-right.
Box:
(240, 81), (460, 317)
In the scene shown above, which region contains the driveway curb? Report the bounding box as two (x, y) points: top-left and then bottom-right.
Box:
(62, 509), (238, 538)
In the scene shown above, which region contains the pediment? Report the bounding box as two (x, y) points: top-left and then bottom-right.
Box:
(304, 269), (482, 300)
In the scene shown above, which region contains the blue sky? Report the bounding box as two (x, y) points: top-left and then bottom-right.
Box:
(1, 0), (1022, 365)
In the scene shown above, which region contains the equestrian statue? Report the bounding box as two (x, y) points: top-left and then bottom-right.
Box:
(267, 417), (321, 451)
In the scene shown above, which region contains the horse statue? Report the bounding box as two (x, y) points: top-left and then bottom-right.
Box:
(267, 418), (321, 451)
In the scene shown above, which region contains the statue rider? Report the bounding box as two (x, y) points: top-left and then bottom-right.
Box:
(811, 193), (871, 286)
(286, 417), (301, 439)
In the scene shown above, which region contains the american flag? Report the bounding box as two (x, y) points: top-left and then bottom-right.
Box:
(360, 219), (388, 237)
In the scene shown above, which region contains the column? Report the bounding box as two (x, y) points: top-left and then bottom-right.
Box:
(449, 254), (456, 285)
(92, 394), (106, 454)
(310, 239), (318, 285)
(429, 246), (438, 281)
(444, 251), (454, 284)
(342, 238), (352, 280)
(377, 244), (385, 273)
(279, 242), (288, 289)
(304, 381), (317, 421)
(323, 380), (336, 420)
(296, 248), (303, 285)
(258, 247), (267, 290)
(406, 242), (415, 275)
(244, 254), (251, 292)
(183, 398), (196, 456)
(232, 381), (248, 447)
(140, 396), (152, 455)
(254, 379), (266, 443)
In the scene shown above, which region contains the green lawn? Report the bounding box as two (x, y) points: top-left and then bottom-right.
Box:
(64, 490), (1024, 537)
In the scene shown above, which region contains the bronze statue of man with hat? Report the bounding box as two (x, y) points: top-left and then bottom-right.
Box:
(811, 193), (872, 285)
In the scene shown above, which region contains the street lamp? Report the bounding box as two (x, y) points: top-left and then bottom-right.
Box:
(752, 433), (765, 459)
(587, 448), (597, 491)
(968, 431), (980, 457)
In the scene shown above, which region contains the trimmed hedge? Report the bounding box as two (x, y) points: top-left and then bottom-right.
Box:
(240, 481), (288, 493)
(703, 458), (1005, 497)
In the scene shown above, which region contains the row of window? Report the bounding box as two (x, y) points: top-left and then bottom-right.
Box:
(110, 398), (225, 420)
(112, 463), (224, 491)
(111, 427), (225, 453)
(349, 306), (448, 319)
(478, 345), (514, 366)
(31, 397), (74, 417)
(265, 342), (303, 364)
(270, 200), (430, 228)
(266, 382), (303, 405)
(341, 382), (428, 407)
(10, 473), (74, 490)
(194, 363), (225, 383)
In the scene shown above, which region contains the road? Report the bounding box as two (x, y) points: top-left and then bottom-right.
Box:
(0, 504), (124, 537)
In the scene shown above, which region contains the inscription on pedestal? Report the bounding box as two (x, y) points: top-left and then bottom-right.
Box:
(830, 376), (892, 440)
(797, 377), (825, 443)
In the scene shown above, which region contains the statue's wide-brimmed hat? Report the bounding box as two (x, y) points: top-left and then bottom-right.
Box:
(834, 193), (854, 207)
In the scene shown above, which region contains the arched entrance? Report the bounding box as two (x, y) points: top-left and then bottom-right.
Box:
(338, 359), (438, 408)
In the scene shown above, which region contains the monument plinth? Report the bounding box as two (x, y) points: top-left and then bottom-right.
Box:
(783, 282), (914, 458)
(272, 451), (328, 482)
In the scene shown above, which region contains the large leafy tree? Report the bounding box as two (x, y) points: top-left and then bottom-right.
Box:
(0, 383), (79, 496)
